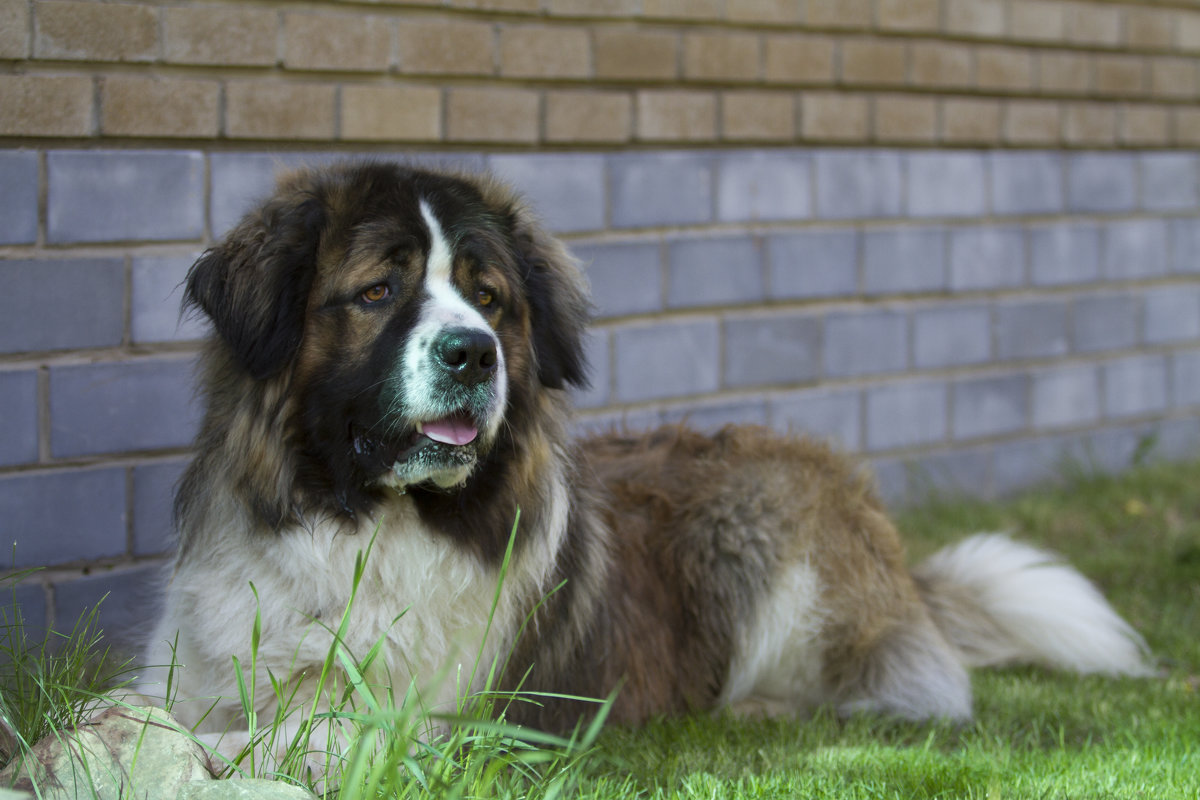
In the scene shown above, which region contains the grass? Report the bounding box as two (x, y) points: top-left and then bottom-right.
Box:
(3, 456), (1199, 799)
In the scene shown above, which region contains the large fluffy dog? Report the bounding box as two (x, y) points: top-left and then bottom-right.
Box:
(146, 161), (1150, 751)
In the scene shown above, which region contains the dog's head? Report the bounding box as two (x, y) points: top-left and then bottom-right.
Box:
(186, 161), (589, 515)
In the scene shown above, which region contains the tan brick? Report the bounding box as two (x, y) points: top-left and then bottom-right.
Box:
(397, 20), (495, 76)
(806, 0), (871, 29)
(764, 34), (835, 84)
(225, 82), (336, 140)
(873, 94), (936, 143)
(1180, 12), (1200, 52)
(0, 74), (93, 136)
(1150, 58), (1198, 100)
(725, 0), (802, 25)
(446, 87), (539, 143)
(545, 90), (631, 142)
(1125, 8), (1174, 50)
(1094, 55), (1147, 96)
(721, 91), (795, 141)
(941, 97), (1002, 144)
(458, 0), (541, 11)
(1121, 104), (1170, 146)
(1065, 3), (1120, 46)
(594, 28), (678, 80)
(877, 0), (939, 32)
(683, 31), (761, 82)
(910, 43), (972, 89)
(976, 47), (1034, 91)
(34, 0), (157, 61)
(341, 85), (441, 141)
(1064, 103), (1116, 146)
(636, 90), (716, 141)
(1004, 100), (1061, 145)
(1010, 1), (1065, 42)
(801, 91), (869, 141)
(284, 13), (391, 72)
(945, 0), (1006, 38)
(642, 0), (721, 21)
(546, 0), (639, 16)
(1173, 107), (1200, 145)
(164, 6), (277, 66)
(0, 0), (29, 59)
(101, 76), (219, 138)
(500, 25), (590, 79)
(841, 39), (907, 86)
(1038, 52), (1091, 94)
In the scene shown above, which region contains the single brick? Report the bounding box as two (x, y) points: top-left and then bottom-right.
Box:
(1029, 223), (1101, 286)
(1011, 1), (1066, 41)
(913, 448), (998, 505)
(976, 46), (1034, 91)
(813, 150), (902, 219)
(573, 241), (663, 318)
(594, 28), (677, 80)
(225, 82), (336, 140)
(725, 0), (802, 24)
(1157, 417), (1200, 461)
(101, 76), (219, 138)
(500, 25), (589, 79)
(1104, 355), (1168, 419)
(642, 0), (722, 21)
(0, 75), (93, 137)
(209, 152), (345, 237)
(571, 328), (610, 410)
(683, 31), (760, 82)
(667, 235), (764, 309)
(283, 12), (391, 72)
(801, 93), (870, 142)
(1173, 349), (1200, 408)
(767, 229), (858, 300)
(488, 154), (606, 234)
(1066, 153), (1137, 214)
(993, 436), (1072, 496)
(1093, 55), (1146, 97)
(396, 19), (495, 76)
(867, 457), (908, 506)
(132, 460), (187, 556)
(660, 398), (768, 433)
(952, 373), (1029, 440)
(1103, 219), (1169, 281)
(1038, 52), (1091, 94)
(989, 152), (1065, 216)
(446, 88), (539, 144)
(1172, 218), (1200, 274)
(1003, 101), (1062, 146)
(913, 304), (991, 369)
(1176, 108), (1200, 147)
(721, 91), (795, 142)
(865, 381), (948, 451)
(49, 358), (201, 458)
(613, 320), (720, 403)
(52, 565), (161, 648)
(1031, 365), (1100, 428)
(0, 151), (38, 245)
(0, 0), (29, 58)
(0, 370), (38, 467)
(1125, 7), (1174, 48)
(34, 0), (157, 61)
(8, 582), (47, 643)
(164, 5), (277, 66)
(764, 34), (835, 84)
(1144, 286), (1200, 344)
(841, 39), (906, 86)
(874, 95), (938, 144)
(770, 387), (861, 450)
(941, 98), (1002, 145)
(636, 91), (717, 142)
(807, 0), (870, 28)
(610, 153), (713, 229)
(716, 151), (811, 223)
(0, 259), (124, 353)
(47, 151), (204, 244)
(911, 43), (973, 89)
(907, 152), (987, 218)
(131, 254), (209, 344)
(545, 91), (631, 144)
(1064, 103), (1117, 147)
(823, 310), (908, 378)
(1073, 293), (1140, 353)
(1150, 58), (1197, 101)
(862, 227), (947, 295)
(341, 85), (441, 142)
(1066, 3), (1120, 46)
(723, 312), (821, 388)
(1141, 153), (1200, 212)
(994, 299), (1071, 360)
(1121, 105), (1170, 147)
(948, 226), (1026, 291)
(945, 0), (1006, 37)
(877, 0), (939, 31)
(1, 469), (127, 568)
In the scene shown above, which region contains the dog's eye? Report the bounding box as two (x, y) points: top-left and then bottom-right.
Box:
(361, 284), (390, 304)
(476, 289), (495, 308)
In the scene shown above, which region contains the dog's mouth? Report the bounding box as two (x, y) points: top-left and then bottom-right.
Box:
(415, 414), (478, 447)
(354, 410), (484, 490)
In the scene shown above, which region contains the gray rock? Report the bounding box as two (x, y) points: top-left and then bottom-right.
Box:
(178, 778), (318, 799)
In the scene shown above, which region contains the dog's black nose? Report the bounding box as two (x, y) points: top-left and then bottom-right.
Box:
(434, 327), (498, 385)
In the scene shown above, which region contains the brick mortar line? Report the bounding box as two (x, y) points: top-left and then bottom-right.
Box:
(1, 554), (171, 586)
(0, 450), (194, 481)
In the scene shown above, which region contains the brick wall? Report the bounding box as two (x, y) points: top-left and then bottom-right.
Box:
(3, 0), (1200, 645)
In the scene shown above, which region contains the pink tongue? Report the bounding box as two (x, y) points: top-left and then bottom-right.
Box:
(419, 416), (478, 446)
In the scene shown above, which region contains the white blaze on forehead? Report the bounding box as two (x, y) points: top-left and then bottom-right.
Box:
(419, 199), (455, 289)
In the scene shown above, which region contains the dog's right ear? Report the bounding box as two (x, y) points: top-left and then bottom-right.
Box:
(186, 190), (326, 380)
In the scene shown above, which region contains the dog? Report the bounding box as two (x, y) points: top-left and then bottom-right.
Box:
(143, 160), (1151, 759)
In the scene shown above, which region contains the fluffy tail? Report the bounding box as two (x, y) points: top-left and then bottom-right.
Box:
(913, 533), (1153, 677)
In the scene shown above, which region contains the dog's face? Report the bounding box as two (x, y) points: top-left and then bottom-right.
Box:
(186, 162), (589, 517)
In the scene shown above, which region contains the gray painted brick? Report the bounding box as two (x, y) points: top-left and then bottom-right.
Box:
(573, 241), (663, 319)
(1102, 219), (1169, 280)
(132, 460), (188, 556)
(767, 229), (858, 300)
(989, 152), (1065, 216)
(1, 469), (127, 568)
(994, 299), (1071, 360)
(1144, 285), (1200, 344)
(610, 153), (713, 229)
(47, 151), (204, 243)
(814, 150), (903, 220)
(717, 151), (811, 223)
(1140, 152), (1200, 212)
(862, 227), (947, 295)
(1029, 223), (1101, 286)
(824, 310), (908, 378)
(1066, 153), (1137, 213)
(867, 456), (908, 506)
(913, 305), (991, 368)
(1173, 348), (1200, 408)
(866, 381), (948, 451)
(52, 565), (161, 647)
(1073, 293), (1140, 353)
(1104, 355), (1168, 418)
(0, 258), (125, 354)
(948, 226), (1025, 291)
(660, 398), (769, 432)
(0, 151), (39, 245)
(49, 357), (201, 458)
(899, 447), (995, 504)
(210, 152), (341, 237)
(7, 583), (48, 643)
(723, 312), (821, 388)
(953, 374), (1029, 440)
(572, 407), (664, 438)
(770, 387), (861, 450)
(993, 436), (1073, 496)
(0, 370), (39, 467)
(571, 328), (610, 409)
(1032, 365), (1100, 429)
(1170, 218), (1200, 274)
(488, 154), (606, 234)
(613, 320), (720, 403)
(1157, 416), (1200, 461)
(667, 235), (764, 309)
(906, 152), (987, 218)
(131, 253), (209, 344)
